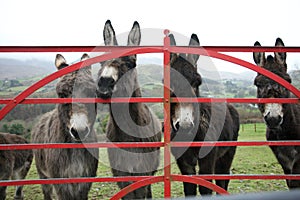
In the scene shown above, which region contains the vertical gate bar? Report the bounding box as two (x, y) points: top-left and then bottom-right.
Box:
(163, 29), (171, 198)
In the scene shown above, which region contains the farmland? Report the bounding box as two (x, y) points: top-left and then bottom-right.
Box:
(5, 123), (288, 199)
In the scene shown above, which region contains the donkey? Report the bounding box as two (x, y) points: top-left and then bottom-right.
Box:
(253, 38), (300, 188)
(169, 33), (240, 196)
(31, 54), (99, 200)
(96, 20), (162, 199)
(0, 133), (33, 200)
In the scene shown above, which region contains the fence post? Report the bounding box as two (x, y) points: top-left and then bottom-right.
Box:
(163, 29), (171, 198)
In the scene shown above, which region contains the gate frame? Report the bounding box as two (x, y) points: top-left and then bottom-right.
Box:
(0, 30), (300, 199)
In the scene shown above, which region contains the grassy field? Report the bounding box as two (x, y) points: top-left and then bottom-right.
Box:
(5, 123), (288, 199)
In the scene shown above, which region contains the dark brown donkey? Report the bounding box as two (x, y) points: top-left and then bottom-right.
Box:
(169, 33), (239, 196)
(96, 20), (162, 199)
(0, 133), (33, 200)
(253, 38), (300, 188)
(31, 54), (99, 200)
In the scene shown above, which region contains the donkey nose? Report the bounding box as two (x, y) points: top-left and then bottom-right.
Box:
(70, 126), (90, 141)
(180, 120), (194, 129)
(264, 113), (282, 129)
(175, 122), (180, 131)
(98, 77), (115, 87)
(97, 77), (115, 99)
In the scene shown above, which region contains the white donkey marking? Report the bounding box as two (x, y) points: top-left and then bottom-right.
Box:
(69, 113), (90, 140)
(173, 104), (194, 130)
(102, 66), (118, 81)
(264, 103), (283, 118)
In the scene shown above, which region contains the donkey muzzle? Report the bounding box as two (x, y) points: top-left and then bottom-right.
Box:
(69, 113), (91, 141)
(69, 125), (90, 142)
(263, 103), (283, 129)
(264, 114), (283, 129)
(172, 104), (195, 131)
(97, 77), (115, 99)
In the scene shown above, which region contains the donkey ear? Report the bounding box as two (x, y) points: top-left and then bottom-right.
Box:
(169, 33), (176, 46)
(55, 54), (68, 70)
(274, 38), (286, 65)
(80, 53), (92, 72)
(103, 20), (118, 46)
(187, 33), (200, 66)
(127, 21), (141, 46)
(169, 34), (177, 62)
(253, 41), (265, 67)
(81, 53), (89, 61)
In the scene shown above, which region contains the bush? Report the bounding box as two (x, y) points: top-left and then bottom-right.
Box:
(1, 123), (25, 135)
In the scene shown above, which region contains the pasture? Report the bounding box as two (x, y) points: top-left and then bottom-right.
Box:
(5, 123), (288, 199)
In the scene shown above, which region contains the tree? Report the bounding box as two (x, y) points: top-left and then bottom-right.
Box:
(9, 123), (24, 135)
(2, 124), (9, 132)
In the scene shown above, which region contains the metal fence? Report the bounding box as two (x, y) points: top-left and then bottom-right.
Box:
(1, 30), (300, 199)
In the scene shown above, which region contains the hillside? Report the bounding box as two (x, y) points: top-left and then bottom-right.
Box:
(0, 58), (55, 79)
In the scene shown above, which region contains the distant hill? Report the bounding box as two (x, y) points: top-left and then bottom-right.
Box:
(137, 64), (163, 84)
(0, 58), (55, 79)
(198, 68), (256, 81)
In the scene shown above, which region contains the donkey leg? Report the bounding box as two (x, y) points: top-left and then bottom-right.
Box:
(54, 183), (90, 200)
(198, 149), (217, 196)
(146, 184), (152, 199)
(13, 156), (33, 200)
(215, 147), (236, 192)
(11, 173), (24, 200)
(176, 154), (197, 196)
(133, 185), (149, 199)
(110, 169), (136, 199)
(35, 169), (52, 200)
(0, 186), (7, 200)
(270, 146), (294, 188)
(290, 150), (300, 188)
(132, 172), (153, 199)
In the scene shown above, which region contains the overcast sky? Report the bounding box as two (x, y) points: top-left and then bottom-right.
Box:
(1, 0), (300, 73)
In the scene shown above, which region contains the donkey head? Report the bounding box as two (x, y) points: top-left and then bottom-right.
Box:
(253, 38), (291, 129)
(96, 20), (141, 99)
(169, 33), (202, 131)
(55, 54), (97, 142)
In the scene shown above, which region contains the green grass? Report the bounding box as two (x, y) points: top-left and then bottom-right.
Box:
(5, 123), (288, 199)
(228, 123), (288, 194)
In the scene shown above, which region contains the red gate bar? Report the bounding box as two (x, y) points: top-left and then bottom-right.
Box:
(1, 46), (300, 53)
(1, 141), (300, 151)
(0, 97), (164, 104)
(0, 97), (299, 104)
(113, 174), (231, 199)
(2, 174), (300, 187)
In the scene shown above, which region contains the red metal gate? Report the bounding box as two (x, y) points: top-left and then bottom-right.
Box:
(1, 30), (300, 199)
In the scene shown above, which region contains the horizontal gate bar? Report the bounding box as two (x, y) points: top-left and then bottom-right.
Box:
(1, 46), (300, 52)
(1, 141), (300, 150)
(0, 97), (164, 104)
(1, 174), (300, 187)
(0, 98), (298, 104)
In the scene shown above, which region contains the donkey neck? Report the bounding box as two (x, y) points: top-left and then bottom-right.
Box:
(108, 88), (152, 135)
(281, 103), (300, 133)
